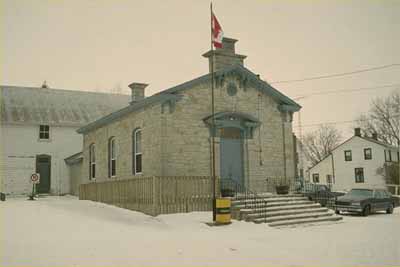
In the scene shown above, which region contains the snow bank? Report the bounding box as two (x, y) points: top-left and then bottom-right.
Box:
(1, 196), (399, 266)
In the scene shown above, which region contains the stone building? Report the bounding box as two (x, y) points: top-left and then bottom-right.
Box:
(0, 85), (129, 195)
(77, 37), (301, 192)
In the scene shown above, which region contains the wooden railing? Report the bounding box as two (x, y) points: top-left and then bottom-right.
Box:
(79, 176), (218, 216)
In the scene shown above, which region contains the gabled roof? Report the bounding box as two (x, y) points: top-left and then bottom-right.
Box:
(309, 135), (399, 170)
(156, 65), (301, 109)
(360, 136), (398, 150)
(1, 85), (130, 126)
(77, 64), (301, 134)
(64, 151), (83, 165)
(76, 93), (179, 133)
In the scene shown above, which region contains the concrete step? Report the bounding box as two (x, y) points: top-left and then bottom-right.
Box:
(253, 211), (333, 223)
(245, 207), (329, 220)
(233, 200), (312, 210)
(231, 196), (308, 205)
(267, 215), (343, 227)
(236, 203), (322, 214)
(233, 193), (303, 200)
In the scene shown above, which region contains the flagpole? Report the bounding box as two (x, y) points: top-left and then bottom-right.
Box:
(210, 1), (216, 222)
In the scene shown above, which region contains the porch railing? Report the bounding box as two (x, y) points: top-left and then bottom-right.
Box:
(220, 178), (267, 222)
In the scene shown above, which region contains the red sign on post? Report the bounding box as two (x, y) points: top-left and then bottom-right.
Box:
(30, 173), (40, 184)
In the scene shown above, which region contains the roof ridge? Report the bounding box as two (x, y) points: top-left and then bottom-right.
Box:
(1, 85), (130, 97)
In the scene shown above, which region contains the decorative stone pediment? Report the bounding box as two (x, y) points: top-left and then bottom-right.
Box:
(203, 111), (260, 138)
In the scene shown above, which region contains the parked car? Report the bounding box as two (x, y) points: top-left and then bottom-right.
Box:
(303, 184), (345, 207)
(335, 188), (399, 216)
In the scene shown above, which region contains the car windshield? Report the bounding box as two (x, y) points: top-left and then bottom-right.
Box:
(346, 189), (373, 197)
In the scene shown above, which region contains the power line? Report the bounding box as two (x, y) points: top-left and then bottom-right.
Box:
(293, 120), (359, 128)
(294, 114), (400, 129)
(270, 63), (400, 84)
(292, 83), (400, 100)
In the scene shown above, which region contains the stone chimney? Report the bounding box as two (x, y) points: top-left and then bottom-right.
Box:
(202, 37), (247, 72)
(354, 128), (361, 137)
(372, 132), (378, 140)
(128, 82), (148, 104)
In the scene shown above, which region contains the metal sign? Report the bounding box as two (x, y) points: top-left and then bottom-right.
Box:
(30, 173), (40, 184)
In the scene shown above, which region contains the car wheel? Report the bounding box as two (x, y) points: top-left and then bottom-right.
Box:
(386, 204), (394, 214)
(362, 205), (370, 217)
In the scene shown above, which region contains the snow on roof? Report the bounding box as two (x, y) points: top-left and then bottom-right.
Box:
(0, 85), (130, 126)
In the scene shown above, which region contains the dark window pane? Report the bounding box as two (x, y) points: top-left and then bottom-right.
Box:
(111, 160), (116, 176)
(136, 154), (142, 173)
(344, 150), (352, 161)
(91, 164), (96, 179)
(355, 168), (364, 183)
(364, 148), (372, 160)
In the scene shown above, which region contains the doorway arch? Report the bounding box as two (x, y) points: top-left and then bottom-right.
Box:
(203, 112), (260, 188)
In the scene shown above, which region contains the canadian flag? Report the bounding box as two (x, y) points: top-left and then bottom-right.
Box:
(212, 12), (224, 48)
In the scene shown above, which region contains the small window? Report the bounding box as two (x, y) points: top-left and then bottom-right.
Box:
(89, 144), (96, 180)
(312, 173), (320, 183)
(326, 174), (333, 184)
(355, 168), (364, 183)
(364, 148), (372, 160)
(39, 125), (50, 140)
(385, 150), (392, 162)
(344, 150), (352, 161)
(133, 129), (142, 174)
(108, 137), (116, 177)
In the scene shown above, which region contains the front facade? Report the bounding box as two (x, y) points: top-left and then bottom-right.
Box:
(0, 86), (129, 195)
(309, 129), (399, 191)
(78, 37), (301, 192)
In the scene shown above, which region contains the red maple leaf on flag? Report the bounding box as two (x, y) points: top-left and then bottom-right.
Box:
(212, 12), (224, 48)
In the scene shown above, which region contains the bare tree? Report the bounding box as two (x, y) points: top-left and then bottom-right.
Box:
(356, 90), (400, 146)
(302, 125), (343, 166)
(376, 162), (399, 185)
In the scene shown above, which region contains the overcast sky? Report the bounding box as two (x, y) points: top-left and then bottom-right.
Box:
(2, 0), (400, 138)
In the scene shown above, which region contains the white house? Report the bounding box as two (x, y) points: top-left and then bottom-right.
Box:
(0, 85), (129, 195)
(309, 128), (399, 191)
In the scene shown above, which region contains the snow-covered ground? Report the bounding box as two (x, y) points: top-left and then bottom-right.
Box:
(1, 196), (399, 266)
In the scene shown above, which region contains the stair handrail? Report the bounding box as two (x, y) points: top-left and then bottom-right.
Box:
(220, 178), (267, 223)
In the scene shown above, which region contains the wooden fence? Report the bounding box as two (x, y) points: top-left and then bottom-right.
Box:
(79, 176), (218, 216)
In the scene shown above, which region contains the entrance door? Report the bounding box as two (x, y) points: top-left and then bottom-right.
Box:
(219, 127), (244, 187)
(36, 155), (51, 194)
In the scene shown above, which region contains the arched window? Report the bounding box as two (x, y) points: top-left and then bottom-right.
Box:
(108, 137), (116, 177)
(89, 144), (96, 179)
(133, 129), (142, 174)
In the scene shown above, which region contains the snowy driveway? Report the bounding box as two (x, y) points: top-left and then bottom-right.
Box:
(1, 196), (399, 266)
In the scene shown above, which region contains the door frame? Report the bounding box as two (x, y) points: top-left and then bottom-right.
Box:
(35, 154), (51, 193)
(219, 127), (245, 187)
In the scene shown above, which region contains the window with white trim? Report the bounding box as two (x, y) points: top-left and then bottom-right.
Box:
(364, 148), (372, 160)
(344, 150), (352, 161)
(89, 144), (96, 179)
(133, 129), (142, 174)
(355, 168), (364, 183)
(385, 150), (392, 162)
(312, 173), (320, 183)
(39, 125), (50, 140)
(108, 137), (116, 177)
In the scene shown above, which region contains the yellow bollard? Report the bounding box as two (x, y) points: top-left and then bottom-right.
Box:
(216, 198), (231, 224)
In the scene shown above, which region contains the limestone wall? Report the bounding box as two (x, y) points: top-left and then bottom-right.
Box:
(81, 75), (296, 193)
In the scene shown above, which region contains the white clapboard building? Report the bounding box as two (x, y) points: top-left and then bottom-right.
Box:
(309, 128), (399, 191)
(0, 85), (129, 195)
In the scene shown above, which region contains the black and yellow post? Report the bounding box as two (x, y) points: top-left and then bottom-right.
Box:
(215, 198), (231, 225)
